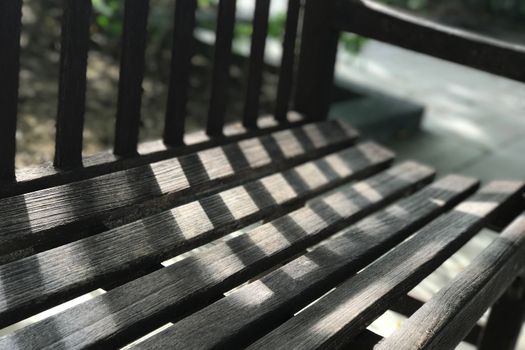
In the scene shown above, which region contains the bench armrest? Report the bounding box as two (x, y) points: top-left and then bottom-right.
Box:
(332, 0), (525, 82)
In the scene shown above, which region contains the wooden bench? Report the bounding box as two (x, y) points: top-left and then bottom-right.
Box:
(1, 0), (524, 349)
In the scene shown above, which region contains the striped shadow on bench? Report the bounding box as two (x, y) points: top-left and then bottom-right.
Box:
(0, 121), (523, 349)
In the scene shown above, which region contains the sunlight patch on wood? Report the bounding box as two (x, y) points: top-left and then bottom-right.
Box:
(0, 289), (106, 337)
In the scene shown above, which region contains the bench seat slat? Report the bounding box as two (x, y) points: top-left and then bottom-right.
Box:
(247, 181), (525, 350)
(0, 162), (434, 348)
(5, 114), (304, 198)
(376, 214), (525, 350)
(0, 141), (393, 327)
(135, 175), (479, 349)
(0, 120), (357, 257)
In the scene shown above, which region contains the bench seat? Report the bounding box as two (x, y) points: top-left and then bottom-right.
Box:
(0, 120), (523, 349)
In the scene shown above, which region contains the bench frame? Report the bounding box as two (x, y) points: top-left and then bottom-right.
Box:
(0, 0), (524, 348)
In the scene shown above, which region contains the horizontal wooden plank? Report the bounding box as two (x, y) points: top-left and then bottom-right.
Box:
(137, 175), (479, 349)
(0, 120), (357, 257)
(248, 181), (525, 350)
(0, 162), (434, 348)
(3, 114), (305, 198)
(376, 214), (525, 350)
(388, 294), (484, 346)
(0, 142), (392, 328)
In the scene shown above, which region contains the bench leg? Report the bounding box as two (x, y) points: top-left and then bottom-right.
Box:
(478, 277), (525, 350)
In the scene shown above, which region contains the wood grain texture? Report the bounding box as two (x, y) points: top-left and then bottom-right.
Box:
(0, 162), (434, 348)
(242, 0), (271, 128)
(114, 0), (150, 156)
(0, 0), (22, 182)
(0, 142), (392, 328)
(274, 0), (301, 122)
(376, 214), (525, 350)
(206, 0), (237, 136)
(387, 293), (483, 346)
(138, 175), (479, 349)
(163, 0), (197, 146)
(54, 0), (92, 169)
(0, 120), (356, 257)
(2, 114), (305, 199)
(248, 181), (525, 350)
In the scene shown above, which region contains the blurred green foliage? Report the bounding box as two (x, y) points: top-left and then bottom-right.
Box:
(91, 0), (365, 57)
(92, 0), (123, 35)
(340, 33), (367, 54)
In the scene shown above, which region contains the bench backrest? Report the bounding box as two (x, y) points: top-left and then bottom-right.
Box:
(1, 0), (524, 190)
(0, 0), (309, 186)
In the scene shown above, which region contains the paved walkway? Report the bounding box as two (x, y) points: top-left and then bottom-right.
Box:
(336, 41), (525, 182)
(335, 40), (525, 349)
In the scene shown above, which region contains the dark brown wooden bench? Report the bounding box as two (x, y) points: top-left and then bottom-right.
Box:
(0, 0), (524, 349)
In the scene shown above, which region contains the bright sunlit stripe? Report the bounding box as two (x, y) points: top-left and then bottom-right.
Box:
(0, 289), (106, 337)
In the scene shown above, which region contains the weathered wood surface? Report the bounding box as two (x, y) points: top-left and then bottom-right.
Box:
(114, 0), (150, 156)
(248, 181), (525, 350)
(0, 141), (393, 327)
(0, 162), (434, 348)
(376, 214), (525, 350)
(0, 120), (356, 257)
(0, 0), (522, 345)
(3, 114), (304, 198)
(242, 0), (271, 128)
(388, 294), (484, 346)
(54, 0), (92, 169)
(137, 175), (479, 349)
(0, 0), (22, 183)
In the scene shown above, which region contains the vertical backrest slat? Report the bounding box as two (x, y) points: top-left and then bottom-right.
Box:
(294, 0), (340, 121)
(54, 0), (92, 169)
(163, 0), (197, 147)
(114, 0), (150, 156)
(242, 0), (271, 129)
(0, 1), (22, 182)
(274, 0), (301, 122)
(206, 0), (237, 137)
